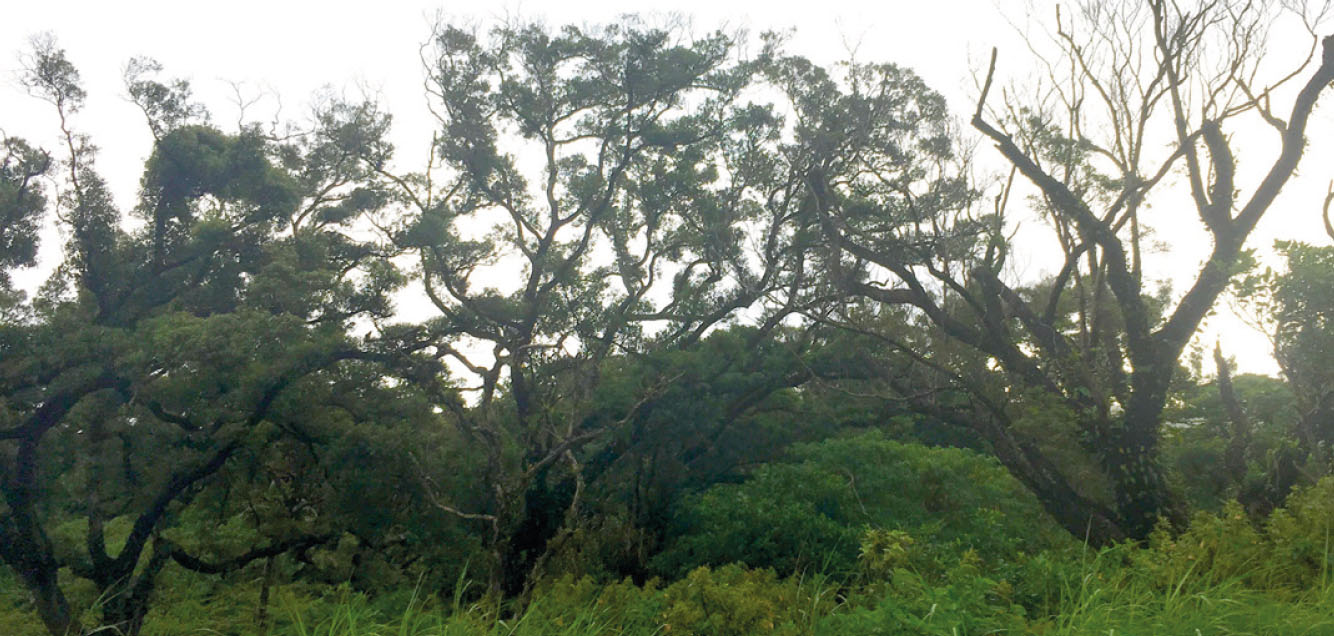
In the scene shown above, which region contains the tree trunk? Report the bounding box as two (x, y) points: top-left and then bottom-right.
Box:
(97, 546), (169, 636)
(1096, 409), (1185, 539)
(972, 413), (1127, 545)
(14, 562), (74, 636)
(1, 495), (76, 635)
(257, 555), (277, 634)
(1215, 344), (1251, 486)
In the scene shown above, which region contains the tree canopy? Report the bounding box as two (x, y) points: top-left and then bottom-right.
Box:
(3, 5), (1334, 635)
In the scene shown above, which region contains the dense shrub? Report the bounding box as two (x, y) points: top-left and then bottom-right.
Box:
(816, 551), (1028, 636)
(653, 431), (1069, 579)
(658, 565), (837, 636)
(1266, 475), (1334, 588)
(1126, 476), (1333, 593)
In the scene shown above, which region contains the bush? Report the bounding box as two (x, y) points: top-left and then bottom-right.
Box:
(0, 565), (47, 636)
(815, 558), (1028, 636)
(653, 431), (1068, 579)
(1266, 475), (1334, 589)
(658, 565), (836, 636)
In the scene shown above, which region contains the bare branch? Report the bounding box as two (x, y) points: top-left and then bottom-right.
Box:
(168, 534), (335, 575)
(1323, 181), (1334, 241)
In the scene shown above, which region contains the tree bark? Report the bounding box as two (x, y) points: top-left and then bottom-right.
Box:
(974, 413), (1128, 545)
(257, 555), (277, 634)
(0, 530), (74, 636)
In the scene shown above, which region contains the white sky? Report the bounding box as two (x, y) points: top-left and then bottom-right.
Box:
(4, 0), (1333, 376)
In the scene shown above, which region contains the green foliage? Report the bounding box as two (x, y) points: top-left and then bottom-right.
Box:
(0, 566), (48, 636)
(1127, 477), (1333, 593)
(1246, 242), (1334, 464)
(816, 556), (1028, 636)
(1262, 476), (1334, 589)
(1134, 502), (1269, 589)
(0, 137), (49, 286)
(0, 35), (437, 636)
(1024, 544), (1334, 635)
(1163, 371), (1301, 511)
(857, 529), (915, 579)
(6, 493), (1334, 636)
(654, 431), (1068, 579)
(657, 565), (836, 636)
(7, 13), (1334, 636)
(517, 576), (662, 634)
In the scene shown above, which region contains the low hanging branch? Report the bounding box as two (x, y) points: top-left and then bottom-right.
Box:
(167, 534), (336, 575)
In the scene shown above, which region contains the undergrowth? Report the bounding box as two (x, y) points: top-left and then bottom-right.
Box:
(4, 478), (1330, 635)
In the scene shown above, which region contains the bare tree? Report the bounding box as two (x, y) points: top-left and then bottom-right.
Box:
(808, 0), (1334, 541)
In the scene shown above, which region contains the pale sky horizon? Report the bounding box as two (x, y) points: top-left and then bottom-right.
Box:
(5, 0), (1333, 378)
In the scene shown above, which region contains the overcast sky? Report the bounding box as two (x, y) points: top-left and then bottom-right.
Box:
(5, 0), (1333, 376)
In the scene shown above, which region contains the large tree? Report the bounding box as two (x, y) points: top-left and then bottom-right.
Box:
(803, 0), (1334, 541)
(386, 20), (830, 597)
(0, 41), (430, 635)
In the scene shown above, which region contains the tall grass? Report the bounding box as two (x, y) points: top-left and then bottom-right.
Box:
(1035, 526), (1334, 636)
(6, 481), (1333, 635)
(1048, 555), (1334, 635)
(7, 556), (1334, 636)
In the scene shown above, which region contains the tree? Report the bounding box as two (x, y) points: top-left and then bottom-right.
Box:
(803, 1), (1334, 541)
(386, 19), (829, 597)
(0, 136), (49, 317)
(551, 325), (851, 580)
(1236, 218), (1334, 476)
(1152, 344), (1300, 515)
(1269, 242), (1334, 464)
(0, 40), (429, 635)
(653, 431), (1068, 579)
